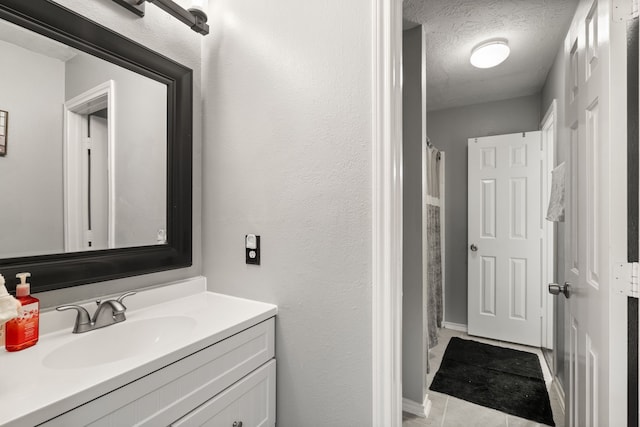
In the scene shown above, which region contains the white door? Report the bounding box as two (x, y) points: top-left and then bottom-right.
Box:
(562, 0), (627, 426)
(467, 131), (542, 347)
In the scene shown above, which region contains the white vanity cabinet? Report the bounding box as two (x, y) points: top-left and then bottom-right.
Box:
(173, 360), (276, 427)
(41, 318), (276, 427)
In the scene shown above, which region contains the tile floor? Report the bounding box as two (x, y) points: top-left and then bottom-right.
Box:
(402, 328), (565, 427)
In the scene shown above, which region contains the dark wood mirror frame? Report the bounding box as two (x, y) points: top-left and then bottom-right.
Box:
(0, 0), (193, 294)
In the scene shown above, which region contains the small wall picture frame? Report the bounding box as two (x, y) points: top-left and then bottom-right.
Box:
(0, 110), (7, 157)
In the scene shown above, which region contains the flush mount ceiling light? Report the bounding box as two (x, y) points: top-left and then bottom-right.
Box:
(113, 0), (209, 35)
(470, 40), (510, 69)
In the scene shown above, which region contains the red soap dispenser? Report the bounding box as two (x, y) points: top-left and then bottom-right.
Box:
(5, 272), (39, 352)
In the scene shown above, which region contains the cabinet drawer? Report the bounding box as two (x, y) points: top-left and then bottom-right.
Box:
(42, 318), (275, 427)
(173, 359), (276, 427)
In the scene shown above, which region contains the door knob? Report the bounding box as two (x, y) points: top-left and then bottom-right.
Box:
(470, 244), (478, 252)
(548, 282), (571, 298)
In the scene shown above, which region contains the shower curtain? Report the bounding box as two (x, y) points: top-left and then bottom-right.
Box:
(426, 144), (443, 351)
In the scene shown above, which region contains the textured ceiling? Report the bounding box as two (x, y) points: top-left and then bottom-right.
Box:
(403, 0), (579, 112)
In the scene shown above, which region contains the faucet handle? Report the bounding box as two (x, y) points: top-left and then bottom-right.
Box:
(56, 305), (92, 333)
(116, 291), (136, 308)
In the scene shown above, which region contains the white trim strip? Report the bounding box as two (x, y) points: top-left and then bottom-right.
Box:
(402, 396), (431, 418)
(442, 321), (468, 333)
(552, 376), (566, 414)
(372, 0), (403, 425)
(63, 80), (116, 251)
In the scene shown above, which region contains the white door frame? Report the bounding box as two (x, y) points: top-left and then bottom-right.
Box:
(63, 80), (116, 252)
(372, 0), (403, 425)
(439, 152), (446, 324)
(540, 100), (557, 357)
(420, 23), (430, 413)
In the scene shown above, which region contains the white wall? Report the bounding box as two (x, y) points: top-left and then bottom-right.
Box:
(35, 0), (202, 307)
(427, 94), (541, 325)
(202, 0), (374, 425)
(0, 41), (65, 258)
(65, 53), (167, 248)
(402, 26), (427, 405)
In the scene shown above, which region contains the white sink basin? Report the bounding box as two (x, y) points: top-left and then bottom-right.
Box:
(43, 316), (196, 369)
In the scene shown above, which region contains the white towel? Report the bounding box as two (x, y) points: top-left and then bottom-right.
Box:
(546, 162), (566, 222)
(0, 283), (20, 325)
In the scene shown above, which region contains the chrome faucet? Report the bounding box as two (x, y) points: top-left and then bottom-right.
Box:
(56, 291), (136, 333)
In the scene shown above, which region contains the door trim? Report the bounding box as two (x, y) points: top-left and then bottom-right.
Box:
(627, 15), (639, 427)
(541, 100), (557, 359)
(63, 80), (116, 251)
(372, 0), (403, 425)
(439, 152), (447, 323)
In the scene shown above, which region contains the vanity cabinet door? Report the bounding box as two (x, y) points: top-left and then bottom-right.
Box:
(40, 319), (274, 427)
(172, 360), (276, 427)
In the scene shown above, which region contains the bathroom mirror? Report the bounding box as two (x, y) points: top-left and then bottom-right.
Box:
(0, 0), (193, 293)
(0, 18), (168, 258)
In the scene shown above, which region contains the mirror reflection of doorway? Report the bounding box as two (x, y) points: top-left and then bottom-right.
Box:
(63, 80), (115, 252)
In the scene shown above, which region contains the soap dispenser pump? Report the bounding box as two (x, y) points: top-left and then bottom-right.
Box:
(5, 272), (39, 352)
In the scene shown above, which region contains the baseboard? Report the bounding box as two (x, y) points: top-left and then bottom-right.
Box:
(442, 321), (468, 333)
(552, 376), (565, 414)
(402, 395), (432, 418)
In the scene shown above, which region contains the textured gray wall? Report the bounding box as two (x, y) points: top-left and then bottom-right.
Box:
(202, 0), (373, 425)
(0, 41), (64, 258)
(427, 94), (541, 325)
(541, 43), (567, 390)
(402, 26), (428, 405)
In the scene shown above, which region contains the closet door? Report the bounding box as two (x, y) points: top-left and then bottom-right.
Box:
(562, 0), (628, 425)
(467, 131), (542, 347)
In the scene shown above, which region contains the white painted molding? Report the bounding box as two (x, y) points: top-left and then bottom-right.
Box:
(439, 152), (446, 323)
(540, 98), (558, 130)
(63, 80), (116, 251)
(419, 24), (430, 409)
(540, 99), (556, 353)
(107, 83), (116, 249)
(424, 396), (433, 419)
(552, 376), (565, 414)
(442, 321), (468, 333)
(63, 108), (85, 252)
(402, 396), (432, 418)
(371, 0), (403, 425)
(420, 24), (432, 408)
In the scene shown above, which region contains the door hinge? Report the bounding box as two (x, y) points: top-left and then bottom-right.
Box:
(613, 262), (640, 297)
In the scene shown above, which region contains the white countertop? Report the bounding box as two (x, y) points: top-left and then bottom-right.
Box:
(0, 277), (277, 427)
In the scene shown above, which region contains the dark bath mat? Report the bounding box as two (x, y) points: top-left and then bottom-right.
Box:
(430, 337), (555, 426)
